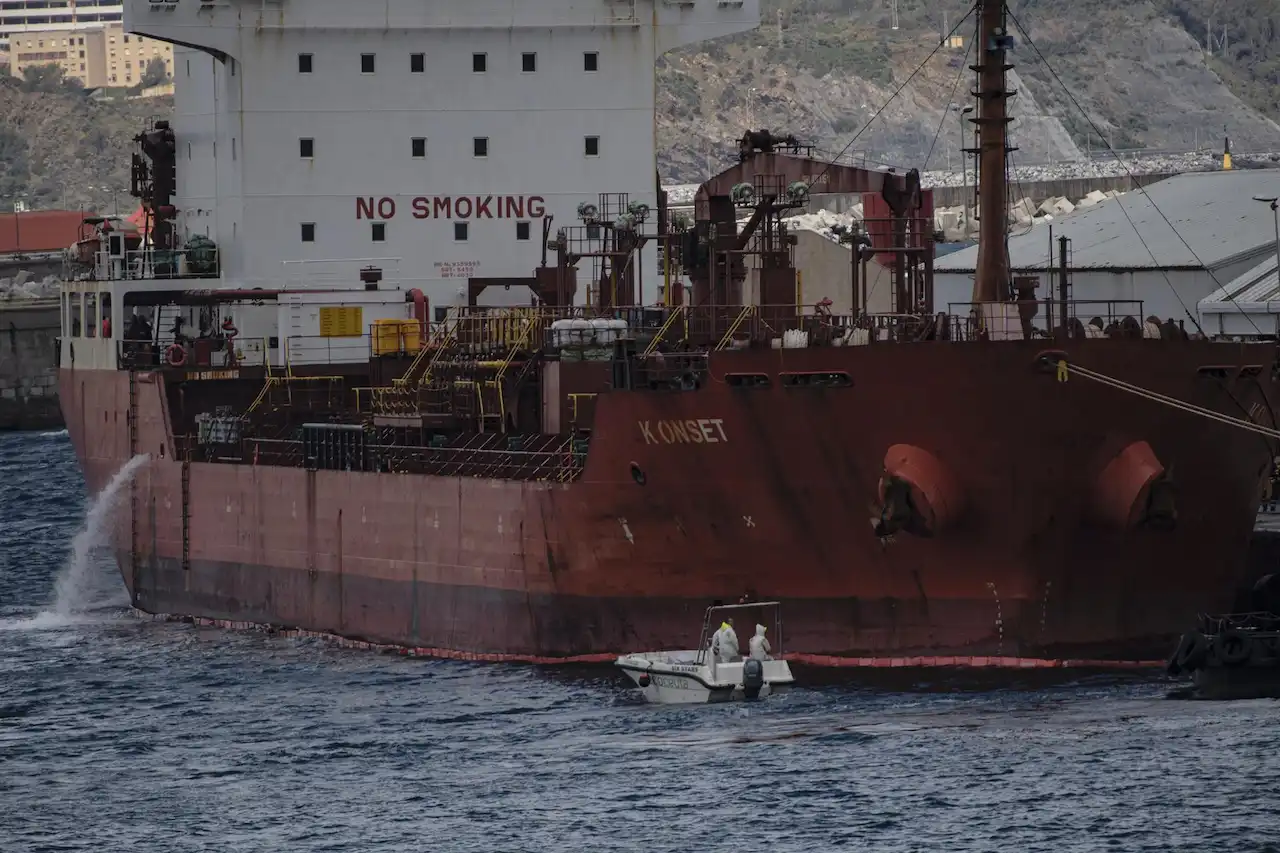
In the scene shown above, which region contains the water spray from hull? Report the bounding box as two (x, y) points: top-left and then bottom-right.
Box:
(50, 454), (150, 617)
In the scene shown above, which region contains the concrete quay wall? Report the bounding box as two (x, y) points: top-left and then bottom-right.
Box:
(0, 297), (62, 430)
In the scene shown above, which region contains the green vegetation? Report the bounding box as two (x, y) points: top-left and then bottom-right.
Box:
(17, 63), (84, 94)
(1163, 0), (1280, 118)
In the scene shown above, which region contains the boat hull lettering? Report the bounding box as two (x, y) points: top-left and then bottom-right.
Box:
(638, 418), (727, 445)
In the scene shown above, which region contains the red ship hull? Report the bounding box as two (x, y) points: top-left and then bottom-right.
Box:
(61, 338), (1278, 663)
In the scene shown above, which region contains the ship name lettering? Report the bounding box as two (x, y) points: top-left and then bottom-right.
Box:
(360, 196), (547, 221)
(638, 418), (727, 446)
(650, 675), (696, 690)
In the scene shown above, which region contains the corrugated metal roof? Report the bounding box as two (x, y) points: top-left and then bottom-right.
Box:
(0, 210), (86, 254)
(935, 240), (976, 258)
(935, 169), (1280, 273)
(1200, 252), (1280, 306)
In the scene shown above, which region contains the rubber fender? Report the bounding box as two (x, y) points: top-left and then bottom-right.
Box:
(1249, 634), (1280, 665)
(1167, 630), (1209, 676)
(880, 444), (964, 536)
(1089, 441), (1166, 530)
(1211, 630), (1252, 667)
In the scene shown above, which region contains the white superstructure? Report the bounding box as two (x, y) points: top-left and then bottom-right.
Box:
(123, 0), (759, 311)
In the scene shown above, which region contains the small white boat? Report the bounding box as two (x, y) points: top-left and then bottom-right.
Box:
(615, 601), (795, 704)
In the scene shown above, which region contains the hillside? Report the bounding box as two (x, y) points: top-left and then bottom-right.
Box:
(0, 75), (171, 214)
(656, 0), (1280, 182)
(1, 0), (1279, 207)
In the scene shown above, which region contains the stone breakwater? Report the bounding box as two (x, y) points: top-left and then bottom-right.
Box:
(660, 148), (1276, 205)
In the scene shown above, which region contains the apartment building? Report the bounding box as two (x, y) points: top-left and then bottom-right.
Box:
(9, 21), (171, 88)
(0, 0), (122, 48)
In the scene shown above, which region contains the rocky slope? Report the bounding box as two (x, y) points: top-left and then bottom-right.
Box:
(656, 0), (1280, 182)
(2, 0), (1279, 208)
(0, 76), (171, 213)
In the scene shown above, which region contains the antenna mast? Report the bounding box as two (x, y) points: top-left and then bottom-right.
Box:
(971, 0), (1013, 304)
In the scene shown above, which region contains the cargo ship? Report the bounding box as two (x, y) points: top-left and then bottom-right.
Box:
(59, 0), (1280, 664)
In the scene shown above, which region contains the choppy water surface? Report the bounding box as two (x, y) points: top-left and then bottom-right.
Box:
(1, 431), (1277, 852)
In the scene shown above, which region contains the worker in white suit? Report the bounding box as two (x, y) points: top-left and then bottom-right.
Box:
(748, 624), (771, 661)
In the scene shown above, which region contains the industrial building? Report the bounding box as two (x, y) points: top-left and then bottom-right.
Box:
(8, 21), (171, 87)
(0, 0), (121, 48)
(1199, 254), (1280, 339)
(933, 169), (1280, 327)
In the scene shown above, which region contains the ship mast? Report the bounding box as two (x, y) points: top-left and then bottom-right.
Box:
(971, 0), (1013, 304)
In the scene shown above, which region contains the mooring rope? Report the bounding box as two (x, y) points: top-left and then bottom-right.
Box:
(1055, 359), (1280, 441)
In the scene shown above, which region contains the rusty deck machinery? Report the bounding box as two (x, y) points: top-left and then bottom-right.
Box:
(686, 139), (932, 341)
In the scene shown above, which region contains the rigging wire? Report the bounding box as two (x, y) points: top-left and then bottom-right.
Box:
(1005, 146), (1036, 239)
(1004, 7), (1257, 338)
(921, 35), (975, 173)
(802, 2), (977, 193)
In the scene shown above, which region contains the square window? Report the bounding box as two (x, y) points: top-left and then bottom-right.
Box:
(299, 137), (314, 158)
(411, 137), (426, 158)
(454, 222), (469, 242)
(473, 137), (488, 158)
(584, 136), (600, 157)
(521, 52), (536, 73)
(583, 51), (598, 72)
(410, 52), (424, 73)
(298, 53), (312, 73)
(434, 306), (448, 323)
(516, 221), (531, 241)
(371, 222), (386, 242)
(300, 223), (315, 242)
(361, 53), (375, 73)
(472, 53), (486, 73)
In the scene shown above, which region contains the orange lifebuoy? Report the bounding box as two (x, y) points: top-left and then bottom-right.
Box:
(166, 343), (187, 367)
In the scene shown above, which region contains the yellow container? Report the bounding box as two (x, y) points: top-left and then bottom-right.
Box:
(398, 318), (422, 353)
(372, 318), (414, 356)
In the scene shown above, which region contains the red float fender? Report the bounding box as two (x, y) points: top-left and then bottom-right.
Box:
(1090, 440), (1165, 530)
(878, 444), (965, 535)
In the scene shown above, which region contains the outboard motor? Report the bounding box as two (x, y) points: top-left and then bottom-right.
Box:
(742, 658), (765, 700)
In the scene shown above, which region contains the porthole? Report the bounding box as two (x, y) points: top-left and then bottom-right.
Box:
(630, 462), (646, 486)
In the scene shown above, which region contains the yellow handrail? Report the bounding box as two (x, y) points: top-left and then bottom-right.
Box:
(395, 307), (460, 388)
(716, 305), (755, 351)
(245, 374), (345, 416)
(642, 305), (686, 358)
(245, 376), (279, 415)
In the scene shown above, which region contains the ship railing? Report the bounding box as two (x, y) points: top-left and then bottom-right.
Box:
(1199, 612), (1280, 634)
(188, 433), (588, 481)
(667, 304), (890, 349)
(393, 305), (465, 389)
(281, 334), (369, 369)
(115, 336), (270, 372)
(633, 352), (711, 390)
(450, 307), (546, 358)
(281, 257), (404, 291)
(944, 299), (1151, 342)
(92, 248), (221, 282)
